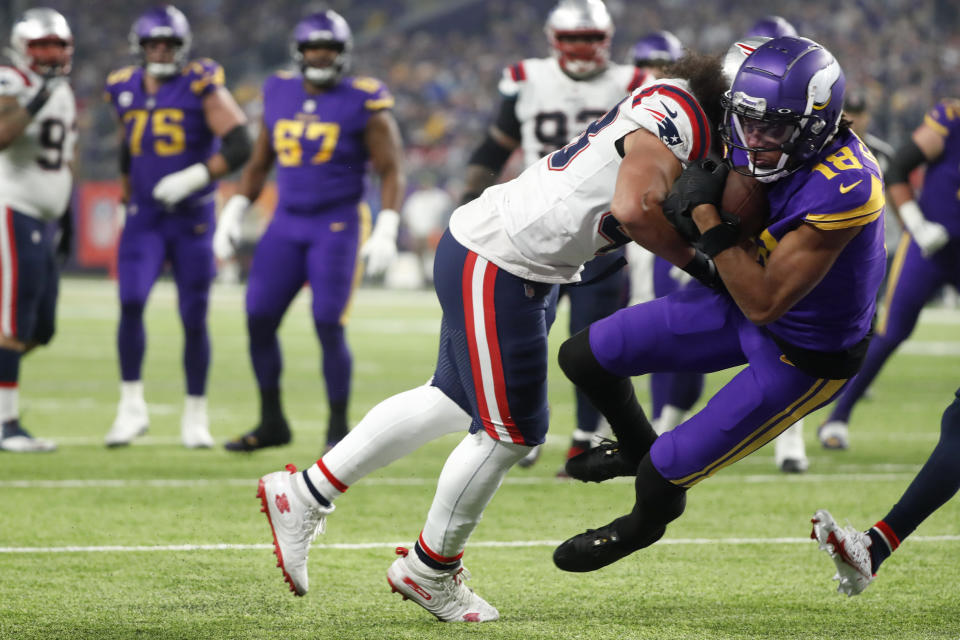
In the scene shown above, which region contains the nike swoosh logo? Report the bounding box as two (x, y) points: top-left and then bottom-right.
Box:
(660, 100), (678, 119)
(839, 180), (862, 194)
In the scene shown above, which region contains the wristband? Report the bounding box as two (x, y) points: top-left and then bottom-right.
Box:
(697, 211), (741, 257)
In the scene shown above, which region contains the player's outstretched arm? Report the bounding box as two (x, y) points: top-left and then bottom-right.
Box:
(887, 120), (948, 257)
(360, 110), (406, 276)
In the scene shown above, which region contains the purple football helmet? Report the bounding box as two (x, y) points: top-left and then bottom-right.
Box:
(631, 30), (684, 67)
(745, 15), (797, 39)
(721, 36), (846, 182)
(291, 10), (352, 86)
(129, 5), (191, 78)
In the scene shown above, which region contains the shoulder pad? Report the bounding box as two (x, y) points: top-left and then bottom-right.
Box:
(106, 66), (137, 87)
(351, 76), (384, 94)
(0, 66), (30, 97)
(497, 61), (528, 98)
(185, 58), (225, 96)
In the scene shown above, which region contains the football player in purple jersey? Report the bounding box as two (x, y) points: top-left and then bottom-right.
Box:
(812, 386), (960, 596)
(0, 8), (76, 453)
(818, 98), (960, 450)
(553, 36), (888, 572)
(103, 5), (251, 448)
(218, 10), (405, 452)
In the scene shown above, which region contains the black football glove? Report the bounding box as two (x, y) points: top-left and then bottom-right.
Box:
(678, 158), (729, 210)
(680, 249), (726, 293)
(662, 191), (701, 243)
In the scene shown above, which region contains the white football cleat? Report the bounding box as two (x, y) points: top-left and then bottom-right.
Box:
(386, 547), (499, 622)
(818, 420), (849, 450)
(774, 420), (808, 473)
(257, 465), (333, 596)
(0, 421), (56, 452)
(181, 396), (213, 448)
(105, 398), (149, 447)
(811, 508), (874, 596)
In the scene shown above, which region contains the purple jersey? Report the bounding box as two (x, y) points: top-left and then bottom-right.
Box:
(105, 59), (223, 211)
(261, 72), (394, 214)
(756, 129), (886, 352)
(918, 100), (960, 237)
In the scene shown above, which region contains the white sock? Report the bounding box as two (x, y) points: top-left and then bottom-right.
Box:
(121, 381), (145, 406)
(418, 431), (528, 561)
(184, 395), (206, 414)
(775, 418), (807, 461)
(656, 405), (685, 434)
(0, 386), (18, 422)
(302, 384), (470, 505)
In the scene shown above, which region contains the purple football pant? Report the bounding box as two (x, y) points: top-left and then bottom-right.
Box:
(431, 230), (555, 446)
(244, 204), (363, 404)
(589, 285), (849, 487)
(116, 205), (215, 396)
(829, 233), (960, 423)
(650, 256), (705, 418)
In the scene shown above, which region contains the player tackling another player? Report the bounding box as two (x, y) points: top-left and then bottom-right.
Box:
(255, 0), (731, 621)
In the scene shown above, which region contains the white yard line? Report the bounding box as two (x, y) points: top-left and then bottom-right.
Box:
(0, 471), (926, 489)
(1, 535), (959, 554)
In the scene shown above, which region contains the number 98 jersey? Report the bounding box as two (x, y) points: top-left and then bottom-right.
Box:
(0, 65), (76, 221)
(498, 57), (646, 168)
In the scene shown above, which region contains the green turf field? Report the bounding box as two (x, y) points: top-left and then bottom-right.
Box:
(1, 277), (958, 639)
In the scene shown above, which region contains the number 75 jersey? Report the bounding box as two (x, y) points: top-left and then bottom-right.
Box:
(0, 65), (76, 221)
(105, 60), (223, 210)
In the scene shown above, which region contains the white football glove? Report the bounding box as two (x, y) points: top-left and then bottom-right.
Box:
(899, 200), (949, 257)
(360, 209), (400, 276)
(213, 194), (250, 260)
(152, 163), (211, 208)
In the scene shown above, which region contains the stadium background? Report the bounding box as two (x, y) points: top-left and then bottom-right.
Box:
(1, 0), (959, 273)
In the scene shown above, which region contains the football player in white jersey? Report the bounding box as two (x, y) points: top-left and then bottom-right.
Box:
(0, 8), (76, 453)
(462, 0), (646, 473)
(254, 50), (728, 621)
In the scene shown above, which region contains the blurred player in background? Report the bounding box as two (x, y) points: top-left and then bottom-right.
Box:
(103, 5), (250, 448)
(818, 98), (960, 450)
(812, 386), (960, 596)
(0, 8), (76, 452)
(218, 9), (405, 452)
(746, 15), (798, 38)
(255, 48), (727, 621)
(553, 36), (886, 572)
(461, 0), (645, 472)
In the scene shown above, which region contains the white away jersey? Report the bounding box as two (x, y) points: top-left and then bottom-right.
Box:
(0, 65), (76, 221)
(450, 79), (712, 284)
(499, 57), (647, 167)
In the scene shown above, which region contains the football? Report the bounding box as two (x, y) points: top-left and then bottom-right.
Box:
(722, 169), (769, 240)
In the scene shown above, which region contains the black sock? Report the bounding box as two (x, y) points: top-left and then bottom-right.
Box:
(558, 329), (658, 461)
(866, 527), (893, 574)
(326, 400), (348, 444)
(620, 454), (687, 538)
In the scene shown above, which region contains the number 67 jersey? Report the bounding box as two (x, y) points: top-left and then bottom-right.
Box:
(0, 65), (76, 221)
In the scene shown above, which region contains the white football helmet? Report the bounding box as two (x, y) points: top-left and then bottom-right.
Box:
(8, 7), (74, 76)
(544, 0), (613, 79)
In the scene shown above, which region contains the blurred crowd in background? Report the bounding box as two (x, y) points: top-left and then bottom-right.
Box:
(4, 0), (960, 236)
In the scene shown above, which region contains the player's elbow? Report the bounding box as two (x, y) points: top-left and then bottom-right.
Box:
(611, 188), (665, 240)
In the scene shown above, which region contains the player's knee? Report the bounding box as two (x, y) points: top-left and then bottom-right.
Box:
(558, 328), (613, 388)
(247, 313), (280, 343)
(120, 300), (146, 320)
(313, 320), (344, 347)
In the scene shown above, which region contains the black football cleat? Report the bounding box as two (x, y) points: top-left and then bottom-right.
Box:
(553, 515), (666, 572)
(564, 439), (638, 482)
(224, 421), (291, 452)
